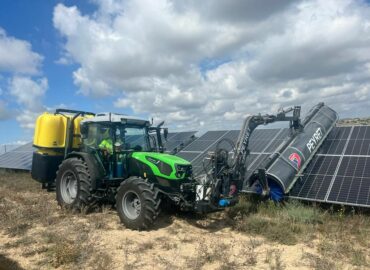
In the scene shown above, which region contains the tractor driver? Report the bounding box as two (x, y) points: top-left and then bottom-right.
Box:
(99, 127), (113, 155)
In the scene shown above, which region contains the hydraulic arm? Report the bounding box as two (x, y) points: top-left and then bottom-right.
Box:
(195, 106), (303, 212)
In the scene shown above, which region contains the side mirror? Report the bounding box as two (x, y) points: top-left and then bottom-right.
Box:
(164, 128), (168, 141)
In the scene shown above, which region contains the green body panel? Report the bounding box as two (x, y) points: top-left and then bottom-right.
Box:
(131, 152), (191, 180)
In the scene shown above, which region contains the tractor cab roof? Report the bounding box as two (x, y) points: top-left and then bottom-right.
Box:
(81, 113), (150, 126)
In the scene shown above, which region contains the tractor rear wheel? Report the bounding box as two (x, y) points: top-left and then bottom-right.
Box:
(56, 157), (94, 212)
(116, 177), (161, 230)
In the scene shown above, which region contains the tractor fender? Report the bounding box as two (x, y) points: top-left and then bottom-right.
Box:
(66, 151), (105, 190)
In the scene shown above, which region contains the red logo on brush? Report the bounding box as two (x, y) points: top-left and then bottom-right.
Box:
(289, 153), (301, 170)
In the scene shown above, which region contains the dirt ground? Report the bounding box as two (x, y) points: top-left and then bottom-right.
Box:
(0, 172), (369, 270)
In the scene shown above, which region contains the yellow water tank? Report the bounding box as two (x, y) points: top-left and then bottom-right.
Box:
(33, 112), (88, 150)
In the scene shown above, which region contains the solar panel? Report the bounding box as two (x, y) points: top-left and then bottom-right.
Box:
(11, 142), (35, 152)
(264, 129), (291, 153)
(176, 152), (199, 162)
(177, 130), (236, 177)
(248, 129), (287, 154)
(326, 156), (370, 206)
(181, 140), (215, 152)
(221, 130), (240, 142)
(197, 130), (229, 141)
(290, 175), (334, 201)
(0, 142), (35, 170)
(163, 131), (196, 153)
(180, 130), (230, 153)
(0, 151), (33, 170)
(0, 144), (19, 155)
(317, 126), (351, 155)
(289, 155), (340, 201)
(168, 131), (196, 141)
(165, 132), (179, 140)
(290, 126), (370, 208)
(328, 176), (370, 206)
(247, 153), (270, 174)
(176, 128), (289, 177)
(344, 126), (370, 155)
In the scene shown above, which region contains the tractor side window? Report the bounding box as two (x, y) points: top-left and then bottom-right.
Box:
(98, 125), (113, 152)
(83, 123), (99, 149)
(124, 127), (149, 151)
(83, 123), (112, 151)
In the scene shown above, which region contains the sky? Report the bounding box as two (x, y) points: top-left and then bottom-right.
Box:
(0, 0), (370, 145)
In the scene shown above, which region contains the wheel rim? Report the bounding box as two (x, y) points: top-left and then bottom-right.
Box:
(122, 191), (141, 220)
(60, 170), (78, 204)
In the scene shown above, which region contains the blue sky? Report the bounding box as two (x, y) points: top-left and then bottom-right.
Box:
(1, 0), (370, 145)
(0, 0), (132, 144)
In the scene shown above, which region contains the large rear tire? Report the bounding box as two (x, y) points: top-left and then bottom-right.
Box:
(56, 157), (94, 212)
(116, 177), (161, 230)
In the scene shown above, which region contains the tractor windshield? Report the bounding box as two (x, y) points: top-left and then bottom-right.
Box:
(82, 123), (150, 152)
(120, 126), (150, 151)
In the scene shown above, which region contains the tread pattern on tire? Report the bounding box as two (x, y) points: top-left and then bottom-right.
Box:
(56, 157), (94, 211)
(116, 177), (161, 230)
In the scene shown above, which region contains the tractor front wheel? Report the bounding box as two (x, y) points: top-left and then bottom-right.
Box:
(116, 177), (161, 230)
(56, 157), (94, 212)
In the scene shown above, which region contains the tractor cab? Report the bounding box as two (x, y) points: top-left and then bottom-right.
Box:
(80, 113), (167, 179)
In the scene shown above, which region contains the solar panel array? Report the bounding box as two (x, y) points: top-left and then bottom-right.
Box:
(176, 126), (370, 208)
(0, 144), (19, 155)
(0, 142), (35, 170)
(176, 128), (290, 177)
(289, 126), (370, 208)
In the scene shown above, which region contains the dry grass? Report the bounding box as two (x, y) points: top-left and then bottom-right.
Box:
(337, 117), (370, 126)
(0, 171), (369, 269)
(225, 195), (370, 268)
(184, 239), (259, 269)
(301, 252), (335, 270)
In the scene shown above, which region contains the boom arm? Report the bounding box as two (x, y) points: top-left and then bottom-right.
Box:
(196, 106), (302, 212)
(230, 106), (302, 185)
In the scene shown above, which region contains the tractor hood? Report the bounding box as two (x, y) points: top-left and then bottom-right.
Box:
(131, 152), (191, 180)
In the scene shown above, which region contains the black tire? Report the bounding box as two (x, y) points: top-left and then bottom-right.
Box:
(116, 177), (161, 230)
(56, 157), (94, 212)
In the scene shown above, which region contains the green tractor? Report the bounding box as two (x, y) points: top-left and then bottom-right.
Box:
(31, 109), (195, 230)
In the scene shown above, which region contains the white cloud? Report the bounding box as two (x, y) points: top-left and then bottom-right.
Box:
(12, 140), (28, 145)
(0, 28), (47, 131)
(9, 76), (48, 111)
(0, 28), (43, 75)
(9, 76), (48, 128)
(15, 110), (40, 129)
(54, 0), (370, 132)
(55, 56), (72, 65)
